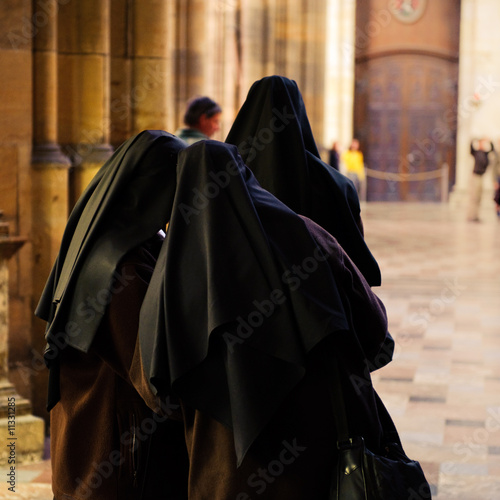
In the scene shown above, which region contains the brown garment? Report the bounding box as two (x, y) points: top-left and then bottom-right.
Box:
(179, 217), (389, 499)
(50, 240), (188, 500)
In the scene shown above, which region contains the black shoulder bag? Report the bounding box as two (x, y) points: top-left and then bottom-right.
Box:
(327, 358), (432, 500)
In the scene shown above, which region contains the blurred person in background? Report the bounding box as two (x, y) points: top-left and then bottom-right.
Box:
(176, 96), (222, 145)
(341, 138), (367, 202)
(467, 137), (494, 222)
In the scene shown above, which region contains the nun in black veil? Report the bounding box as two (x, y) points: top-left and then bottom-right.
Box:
(138, 140), (393, 499)
(225, 75), (381, 287)
(35, 130), (189, 500)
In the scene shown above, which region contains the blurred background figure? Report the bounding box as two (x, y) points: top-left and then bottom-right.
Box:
(328, 141), (341, 171)
(341, 138), (367, 202)
(175, 96), (222, 145)
(467, 137), (494, 222)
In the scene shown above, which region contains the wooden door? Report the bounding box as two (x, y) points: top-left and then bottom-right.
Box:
(354, 0), (460, 201)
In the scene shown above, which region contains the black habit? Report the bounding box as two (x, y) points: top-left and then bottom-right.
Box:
(138, 140), (393, 498)
(225, 75), (381, 286)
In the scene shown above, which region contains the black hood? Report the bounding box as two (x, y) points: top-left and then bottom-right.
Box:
(35, 130), (186, 367)
(226, 75), (381, 286)
(138, 140), (353, 465)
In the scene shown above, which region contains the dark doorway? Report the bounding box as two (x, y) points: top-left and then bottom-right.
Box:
(354, 0), (460, 201)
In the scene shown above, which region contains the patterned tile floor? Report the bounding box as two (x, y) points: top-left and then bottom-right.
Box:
(363, 201), (500, 500)
(0, 201), (498, 499)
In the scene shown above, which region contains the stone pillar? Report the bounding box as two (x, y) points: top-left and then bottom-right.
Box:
(451, 0), (500, 206)
(130, 0), (170, 135)
(0, 215), (44, 465)
(300, 0), (327, 143)
(323, 0), (356, 155)
(284, 0), (303, 80)
(57, 0), (113, 205)
(31, 0), (71, 420)
(109, 0), (133, 145)
(172, 0), (208, 128)
(204, 0), (240, 137)
(240, 0), (328, 145)
(452, 0), (478, 204)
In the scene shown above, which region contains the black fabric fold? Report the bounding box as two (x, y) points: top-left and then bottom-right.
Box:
(35, 130), (186, 409)
(139, 140), (377, 465)
(225, 75), (381, 286)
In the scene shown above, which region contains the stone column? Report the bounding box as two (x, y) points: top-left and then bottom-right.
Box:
(0, 215), (44, 465)
(130, 0), (170, 134)
(109, 0), (133, 145)
(31, 0), (71, 420)
(240, 0), (328, 146)
(237, 0), (270, 104)
(171, 0), (208, 129)
(452, 0), (500, 206)
(452, 0), (478, 203)
(284, 0), (303, 80)
(323, 0), (356, 155)
(204, 0), (239, 137)
(58, 0), (113, 205)
(300, 0), (327, 143)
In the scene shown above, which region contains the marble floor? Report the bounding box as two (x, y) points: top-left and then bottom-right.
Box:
(0, 201), (499, 499)
(363, 201), (500, 500)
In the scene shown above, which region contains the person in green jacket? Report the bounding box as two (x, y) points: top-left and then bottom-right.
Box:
(175, 96), (222, 145)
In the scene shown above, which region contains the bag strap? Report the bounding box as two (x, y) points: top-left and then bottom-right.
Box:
(324, 357), (351, 444)
(327, 356), (404, 449)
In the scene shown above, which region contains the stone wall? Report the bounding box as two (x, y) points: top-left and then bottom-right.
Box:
(5, 0), (497, 428)
(1, 0), (331, 424)
(0, 0), (36, 407)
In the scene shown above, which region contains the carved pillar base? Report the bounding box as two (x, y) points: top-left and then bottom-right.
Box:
(0, 380), (45, 465)
(0, 224), (45, 465)
(31, 148), (70, 420)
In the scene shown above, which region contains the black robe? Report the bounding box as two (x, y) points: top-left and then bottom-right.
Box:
(35, 130), (185, 409)
(225, 75), (381, 286)
(34, 130), (189, 499)
(138, 140), (393, 483)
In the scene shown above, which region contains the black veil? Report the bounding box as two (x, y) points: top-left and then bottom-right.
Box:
(35, 130), (186, 408)
(225, 75), (381, 286)
(138, 141), (388, 465)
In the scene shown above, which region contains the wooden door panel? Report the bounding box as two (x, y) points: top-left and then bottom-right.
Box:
(356, 55), (458, 201)
(354, 1), (460, 201)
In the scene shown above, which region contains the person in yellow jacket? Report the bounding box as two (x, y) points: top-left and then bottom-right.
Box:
(341, 138), (366, 201)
